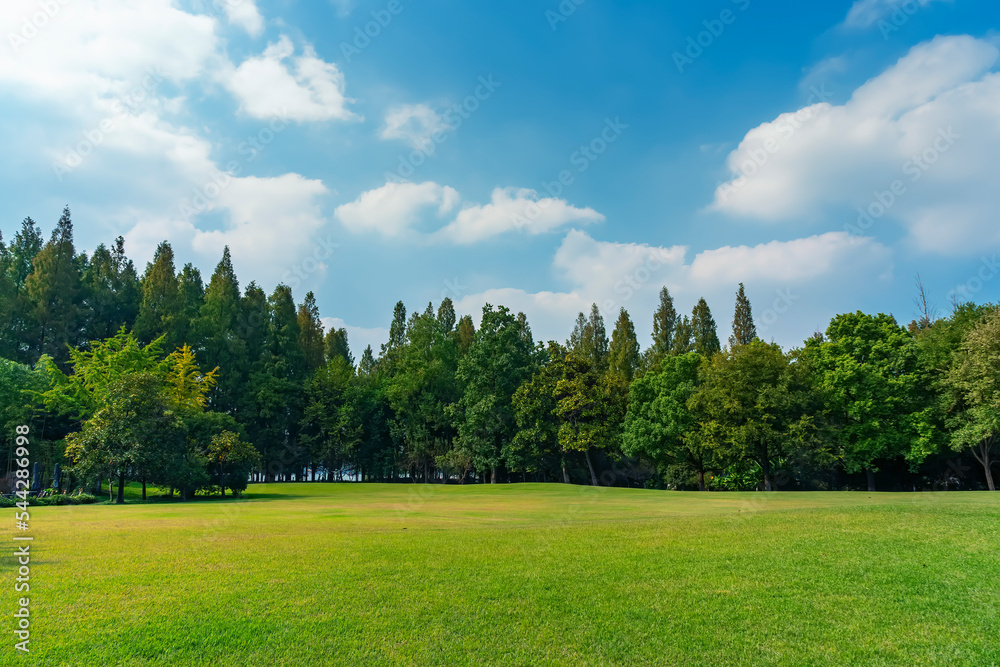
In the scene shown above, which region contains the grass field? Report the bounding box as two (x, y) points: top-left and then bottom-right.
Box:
(4, 484), (999, 666)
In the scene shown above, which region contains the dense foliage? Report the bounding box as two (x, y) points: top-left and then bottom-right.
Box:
(1, 210), (998, 495)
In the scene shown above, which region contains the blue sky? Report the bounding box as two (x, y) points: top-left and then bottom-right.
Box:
(1, 0), (998, 355)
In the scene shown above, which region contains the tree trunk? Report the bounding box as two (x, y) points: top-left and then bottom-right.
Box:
(141, 478), (146, 501)
(697, 469), (706, 492)
(116, 472), (125, 504)
(866, 468), (876, 492)
(220, 462), (226, 498)
(491, 466), (498, 484)
(584, 449), (599, 486)
(972, 441), (996, 491)
(761, 456), (772, 492)
(562, 459), (570, 485)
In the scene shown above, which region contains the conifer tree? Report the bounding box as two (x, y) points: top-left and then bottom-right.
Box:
(324, 327), (353, 366)
(729, 283), (757, 348)
(438, 297), (456, 333)
(25, 206), (82, 364)
(456, 315), (475, 355)
(297, 291), (326, 373)
(609, 308), (641, 381)
(651, 286), (678, 359)
(197, 247), (244, 413)
(672, 315), (694, 355)
(691, 298), (721, 356)
(134, 241), (182, 349)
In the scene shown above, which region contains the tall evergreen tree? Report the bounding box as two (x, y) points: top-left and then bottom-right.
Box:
(176, 263), (204, 348)
(671, 316), (694, 355)
(691, 298), (721, 356)
(324, 327), (353, 366)
(608, 308), (641, 381)
(437, 297), (456, 334)
(569, 304), (609, 369)
(6, 218), (44, 363)
(25, 206), (82, 364)
(729, 283), (757, 348)
(297, 291), (326, 373)
(455, 315), (475, 355)
(651, 286), (678, 359)
(384, 301), (408, 354)
(134, 242), (183, 349)
(197, 247), (244, 414)
(9, 217), (43, 288)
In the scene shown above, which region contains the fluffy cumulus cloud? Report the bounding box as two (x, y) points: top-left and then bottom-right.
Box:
(226, 36), (359, 122)
(711, 35), (1000, 255)
(335, 181), (460, 237)
(380, 104), (452, 150)
(453, 230), (893, 350)
(843, 0), (949, 28)
(0, 0), (345, 286)
(436, 188), (604, 245)
(335, 181), (603, 243)
(223, 0), (265, 36)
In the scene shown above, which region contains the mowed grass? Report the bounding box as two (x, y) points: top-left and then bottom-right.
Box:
(4, 484), (999, 666)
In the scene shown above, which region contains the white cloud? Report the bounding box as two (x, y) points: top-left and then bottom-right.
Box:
(320, 317), (388, 361)
(436, 188), (604, 245)
(453, 230), (893, 350)
(380, 104), (452, 150)
(226, 35), (359, 122)
(223, 0), (265, 37)
(335, 181), (460, 237)
(336, 182), (603, 244)
(710, 35), (1000, 255)
(843, 0), (948, 28)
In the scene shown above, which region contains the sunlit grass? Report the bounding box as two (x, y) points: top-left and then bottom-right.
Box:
(4, 484), (999, 665)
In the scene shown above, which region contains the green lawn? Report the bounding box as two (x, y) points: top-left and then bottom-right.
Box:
(5, 484), (999, 666)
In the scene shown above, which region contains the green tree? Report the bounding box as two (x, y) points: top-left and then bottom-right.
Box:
(134, 242), (183, 349)
(195, 247), (245, 414)
(805, 312), (931, 491)
(671, 316), (694, 355)
(324, 327), (353, 366)
(208, 430), (262, 497)
(453, 305), (536, 483)
(64, 373), (181, 504)
(297, 291), (326, 373)
(80, 237), (141, 344)
(437, 297), (456, 334)
(691, 341), (821, 491)
(569, 304), (609, 370)
(650, 286), (678, 361)
(455, 315), (475, 355)
(945, 307), (1000, 490)
(729, 283), (757, 348)
(608, 308), (641, 381)
(622, 353), (713, 489)
(691, 298), (720, 356)
(25, 206), (82, 364)
(388, 304), (460, 482)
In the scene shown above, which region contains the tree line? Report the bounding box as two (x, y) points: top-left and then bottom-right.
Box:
(1, 209), (997, 500)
